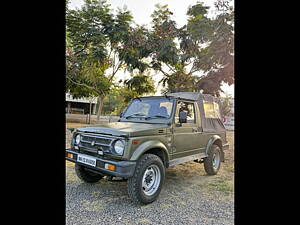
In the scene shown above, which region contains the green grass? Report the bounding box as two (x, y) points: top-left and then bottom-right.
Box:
(207, 176), (233, 194)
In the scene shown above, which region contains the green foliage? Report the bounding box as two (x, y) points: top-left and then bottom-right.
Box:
(66, 0), (113, 100)
(141, 0), (234, 96)
(117, 71), (155, 106)
(124, 72), (155, 96)
(102, 88), (127, 115)
(101, 72), (155, 115)
(117, 25), (151, 72)
(66, 0), (154, 116)
(219, 94), (233, 118)
(66, 0), (234, 108)
(195, 0), (234, 96)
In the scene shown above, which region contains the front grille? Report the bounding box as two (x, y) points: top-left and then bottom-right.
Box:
(80, 142), (110, 151)
(81, 135), (112, 145)
(79, 134), (114, 153)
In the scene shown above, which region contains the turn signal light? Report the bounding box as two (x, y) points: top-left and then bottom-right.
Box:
(105, 163), (116, 171)
(67, 153), (73, 158)
(132, 140), (140, 145)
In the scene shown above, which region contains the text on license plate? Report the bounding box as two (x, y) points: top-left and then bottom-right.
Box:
(77, 154), (97, 167)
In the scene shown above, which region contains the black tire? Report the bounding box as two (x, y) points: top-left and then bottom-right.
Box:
(128, 154), (165, 204)
(75, 164), (103, 183)
(204, 144), (222, 175)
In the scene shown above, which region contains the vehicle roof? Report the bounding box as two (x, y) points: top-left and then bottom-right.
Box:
(166, 92), (201, 101)
(139, 92), (218, 103)
(166, 92), (219, 103)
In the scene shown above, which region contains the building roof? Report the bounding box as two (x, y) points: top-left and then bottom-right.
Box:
(65, 93), (97, 104)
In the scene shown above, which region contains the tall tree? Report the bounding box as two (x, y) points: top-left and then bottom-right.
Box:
(195, 0), (234, 96)
(101, 73), (155, 115)
(66, 0), (141, 119)
(141, 1), (234, 96)
(124, 72), (155, 98)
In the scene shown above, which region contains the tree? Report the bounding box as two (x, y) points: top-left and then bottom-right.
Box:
(219, 93), (233, 120)
(139, 1), (234, 96)
(124, 71), (155, 100)
(66, 0), (141, 119)
(102, 89), (125, 115)
(195, 0), (234, 96)
(101, 73), (155, 116)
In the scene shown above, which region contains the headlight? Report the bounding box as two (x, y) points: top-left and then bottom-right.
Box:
(113, 140), (125, 155)
(75, 134), (81, 144)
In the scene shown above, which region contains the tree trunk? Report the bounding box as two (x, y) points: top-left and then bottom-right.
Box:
(96, 95), (105, 121)
(89, 101), (92, 124)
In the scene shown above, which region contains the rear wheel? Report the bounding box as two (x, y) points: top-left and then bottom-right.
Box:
(204, 144), (221, 175)
(128, 154), (165, 204)
(75, 164), (103, 183)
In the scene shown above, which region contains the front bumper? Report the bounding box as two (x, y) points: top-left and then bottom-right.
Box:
(65, 149), (136, 178)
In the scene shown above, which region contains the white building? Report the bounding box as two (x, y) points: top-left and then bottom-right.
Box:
(65, 93), (98, 114)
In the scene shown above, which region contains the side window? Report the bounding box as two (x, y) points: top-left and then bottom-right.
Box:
(175, 101), (195, 124)
(203, 101), (221, 119)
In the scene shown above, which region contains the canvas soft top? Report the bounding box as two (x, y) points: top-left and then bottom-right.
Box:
(167, 92), (226, 132)
(166, 92), (219, 102)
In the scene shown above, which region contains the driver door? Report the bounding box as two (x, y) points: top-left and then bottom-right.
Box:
(172, 100), (202, 159)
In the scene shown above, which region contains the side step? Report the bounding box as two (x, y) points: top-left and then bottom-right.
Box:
(168, 153), (207, 167)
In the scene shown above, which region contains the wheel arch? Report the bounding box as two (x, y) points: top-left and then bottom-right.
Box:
(206, 135), (224, 162)
(130, 140), (170, 168)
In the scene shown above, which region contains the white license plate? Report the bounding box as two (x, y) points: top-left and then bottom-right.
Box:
(77, 154), (97, 167)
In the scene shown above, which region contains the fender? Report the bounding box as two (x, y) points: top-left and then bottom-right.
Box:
(205, 135), (224, 162)
(205, 135), (222, 154)
(130, 140), (170, 162)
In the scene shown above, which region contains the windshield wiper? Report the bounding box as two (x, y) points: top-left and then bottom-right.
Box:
(145, 115), (169, 120)
(125, 113), (147, 119)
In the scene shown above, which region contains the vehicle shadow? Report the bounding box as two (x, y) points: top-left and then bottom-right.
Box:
(66, 161), (211, 208)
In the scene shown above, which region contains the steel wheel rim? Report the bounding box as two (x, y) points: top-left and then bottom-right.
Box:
(212, 151), (220, 170)
(142, 164), (161, 196)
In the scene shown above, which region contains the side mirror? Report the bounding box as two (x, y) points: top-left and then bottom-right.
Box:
(67, 128), (75, 133)
(179, 111), (187, 123)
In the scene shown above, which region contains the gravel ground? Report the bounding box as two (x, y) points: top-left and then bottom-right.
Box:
(66, 124), (234, 225)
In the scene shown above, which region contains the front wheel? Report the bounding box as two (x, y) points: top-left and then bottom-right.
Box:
(204, 144), (222, 175)
(128, 154), (165, 204)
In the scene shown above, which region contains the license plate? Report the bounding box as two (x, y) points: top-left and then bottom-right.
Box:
(77, 154), (97, 167)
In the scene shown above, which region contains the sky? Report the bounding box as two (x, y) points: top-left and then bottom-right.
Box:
(68, 0), (234, 97)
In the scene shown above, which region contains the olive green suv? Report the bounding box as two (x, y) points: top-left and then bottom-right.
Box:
(66, 92), (229, 204)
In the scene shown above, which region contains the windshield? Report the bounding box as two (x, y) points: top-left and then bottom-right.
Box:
(123, 98), (174, 120)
